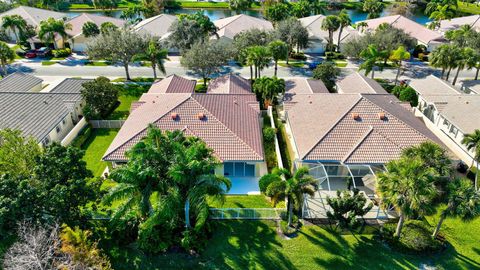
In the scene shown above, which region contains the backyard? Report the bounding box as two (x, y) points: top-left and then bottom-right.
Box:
(79, 128), (119, 177)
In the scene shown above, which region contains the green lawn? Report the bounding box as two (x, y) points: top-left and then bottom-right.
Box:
(85, 61), (110, 66)
(278, 61), (305, 68)
(172, 0), (261, 9)
(41, 61), (57, 66)
(80, 129), (119, 177)
(208, 195), (285, 209)
(106, 94), (140, 120)
(458, 1), (480, 14)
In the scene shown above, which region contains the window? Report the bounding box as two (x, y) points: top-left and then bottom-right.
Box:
(56, 125), (61, 133)
(62, 119), (66, 125)
(42, 137), (50, 146)
(223, 162), (256, 177)
(224, 163), (234, 176)
(449, 125), (458, 138)
(245, 164), (255, 177)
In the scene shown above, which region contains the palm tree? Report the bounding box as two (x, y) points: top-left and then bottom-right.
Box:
(265, 167), (317, 227)
(377, 157), (439, 237)
(0, 42), (14, 77)
(432, 178), (480, 238)
(444, 24), (474, 48)
(355, 21), (369, 33)
(430, 44), (450, 79)
(246, 46), (271, 79)
(252, 76), (285, 107)
(359, 44), (385, 79)
(462, 129), (480, 190)
(452, 47), (475, 85)
(389, 46), (410, 85)
(1, 15), (27, 43)
(268, 40), (288, 77)
(428, 4), (456, 30)
(363, 0), (384, 19)
(321, 15), (340, 52)
(38, 18), (72, 49)
(402, 141), (452, 179)
(336, 9), (351, 52)
(145, 39), (168, 79)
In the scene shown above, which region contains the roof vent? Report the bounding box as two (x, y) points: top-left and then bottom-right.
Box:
(171, 113), (178, 120)
(352, 113), (360, 120)
(197, 112), (206, 120)
(378, 112), (386, 120)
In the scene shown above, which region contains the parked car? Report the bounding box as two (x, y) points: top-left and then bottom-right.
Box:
(308, 59), (323, 70)
(36, 47), (51, 57)
(25, 50), (37, 58)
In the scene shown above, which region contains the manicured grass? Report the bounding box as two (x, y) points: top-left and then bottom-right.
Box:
(69, 0), (138, 10)
(106, 94), (140, 120)
(334, 61), (348, 68)
(208, 195), (285, 208)
(278, 61), (305, 68)
(80, 129), (119, 177)
(41, 61), (57, 66)
(85, 61), (110, 66)
(458, 1), (480, 15)
(172, 0), (261, 9)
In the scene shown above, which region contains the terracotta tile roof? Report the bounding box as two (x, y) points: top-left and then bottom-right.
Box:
(133, 14), (177, 38)
(103, 78), (263, 162)
(213, 14), (273, 40)
(207, 74), (252, 94)
(149, 74), (196, 93)
(285, 94), (441, 164)
(438, 15), (480, 33)
(358, 15), (445, 45)
(336, 72), (388, 94)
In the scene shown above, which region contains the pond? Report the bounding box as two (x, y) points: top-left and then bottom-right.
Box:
(65, 7), (431, 25)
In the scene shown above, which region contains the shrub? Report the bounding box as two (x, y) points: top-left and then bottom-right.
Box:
(52, 48), (71, 58)
(391, 85), (404, 97)
(325, 52), (345, 60)
(399, 86), (418, 107)
(259, 173), (279, 193)
(263, 127), (276, 143)
(312, 62), (340, 91)
(289, 52), (307, 60)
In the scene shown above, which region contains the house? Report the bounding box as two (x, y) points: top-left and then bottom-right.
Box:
(0, 6), (66, 43)
(283, 78), (329, 101)
(410, 75), (480, 166)
(133, 14), (177, 40)
(336, 72), (388, 94)
(0, 74), (88, 146)
(30, 13), (125, 51)
(207, 74), (253, 94)
(103, 74), (266, 194)
(0, 71), (43, 92)
(212, 14), (273, 41)
(299, 14), (359, 54)
(437, 15), (480, 33)
(357, 15), (446, 51)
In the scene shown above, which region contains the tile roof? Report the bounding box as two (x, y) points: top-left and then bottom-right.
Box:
(0, 72), (43, 92)
(103, 77), (264, 162)
(284, 78), (329, 101)
(409, 75), (463, 96)
(207, 74), (252, 94)
(65, 13), (125, 39)
(213, 14), (273, 40)
(49, 78), (91, 93)
(358, 15), (444, 44)
(0, 92), (81, 141)
(133, 14), (177, 38)
(462, 80), (480, 94)
(299, 14), (359, 43)
(284, 93), (441, 164)
(438, 15), (480, 33)
(0, 6), (65, 27)
(149, 74), (196, 93)
(336, 72), (388, 94)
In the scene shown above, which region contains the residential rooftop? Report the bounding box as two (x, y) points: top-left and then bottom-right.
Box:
(0, 72), (43, 92)
(133, 14), (178, 38)
(299, 14), (359, 44)
(207, 74), (252, 94)
(213, 14), (273, 40)
(336, 72), (388, 94)
(0, 6), (65, 27)
(409, 75), (464, 96)
(284, 78), (329, 101)
(65, 13), (125, 39)
(149, 74), (197, 94)
(438, 15), (480, 33)
(49, 78), (91, 94)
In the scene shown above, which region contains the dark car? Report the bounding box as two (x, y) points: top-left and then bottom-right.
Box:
(36, 47), (51, 57)
(25, 50), (37, 58)
(308, 59), (323, 70)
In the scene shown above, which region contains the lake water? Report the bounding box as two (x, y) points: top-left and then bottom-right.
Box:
(65, 8), (431, 26)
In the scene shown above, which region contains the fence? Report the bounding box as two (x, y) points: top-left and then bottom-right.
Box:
(89, 120), (126, 129)
(209, 208), (285, 220)
(61, 117), (88, 146)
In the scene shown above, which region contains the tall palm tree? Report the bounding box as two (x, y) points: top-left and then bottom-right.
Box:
(377, 157), (439, 237)
(1, 15), (27, 43)
(359, 44), (385, 79)
(321, 15), (340, 52)
(389, 46), (411, 85)
(246, 46), (271, 79)
(145, 39), (168, 79)
(336, 9), (351, 52)
(0, 42), (14, 77)
(363, 0), (384, 19)
(444, 24), (474, 48)
(462, 129), (480, 190)
(452, 47), (475, 85)
(430, 44), (450, 79)
(355, 21), (369, 33)
(432, 178), (480, 238)
(38, 18), (72, 49)
(266, 167), (317, 227)
(402, 141), (452, 179)
(268, 40), (288, 77)
(252, 76), (285, 107)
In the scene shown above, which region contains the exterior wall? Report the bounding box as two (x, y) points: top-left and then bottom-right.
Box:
(30, 82), (43, 92)
(41, 101), (84, 146)
(70, 35), (89, 52)
(61, 117), (88, 146)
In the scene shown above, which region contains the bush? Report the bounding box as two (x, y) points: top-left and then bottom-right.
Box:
(325, 51), (345, 60)
(312, 62), (340, 91)
(289, 52), (307, 60)
(263, 127), (276, 143)
(258, 173), (279, 193)
(391, 85), (404, 97)
(399, 86), (418, 107)
(52, 48), (71, 58)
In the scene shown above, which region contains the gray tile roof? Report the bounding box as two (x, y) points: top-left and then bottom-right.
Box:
(0, 92), (82, 141)
(0, 72), (43, 92)
(284, 78), (329, 102)
(0, 6), (66, 27)
(409, 75), (463, 96)
(49, 78), (91, 94)
(336, 72), (388, 94)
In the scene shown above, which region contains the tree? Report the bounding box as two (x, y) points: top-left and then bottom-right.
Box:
(180, 40), (232, 87)
(444, 25), (475, 48)
(389, 46), (410, 85)
(377, 157), (439, 237)
(291, 0), (311, 18)
(265, 167), (317, 227)
(399, 86), (418, 107)
(336, 9), (351, 52)
(359, 44), (384, 79)
(268, 40), (288, 76)
(425, 0), (457, 16)
(86, 28), (148, 80)
(321, 15), (340, 52)
(232, 29), (273, 64)
(265, 3), (291, 23)
(312, 61), (340, 91)
(38, 18), (72, 49)
(428, 4), (457, 30)
(93, 0), (119, 10)
(167, 13), (216, 52)
(144, 38), (168, 79)
(275, 18), (309, 61)
(430, 44), (451, 79)
(253, 76), (285, 107)
(140, 0), (165, 18)
(462, 129), (480, 190)
(82, 21), (100, 38)
(326, 189), (373, 232)
(402, 141), (452, 180)
(1, 14), (26, 43)
(81, 76), (119, 119)
(229, 0), (253, 12)
(432, 178), (480, 238)
(452, 47), (476, 86)
(100, 21), (118, 35)
(0, 41), (14, 76)
(0, 129), (41, 177)
(363, 0), (384, 19)
(246, 45), (271, 79)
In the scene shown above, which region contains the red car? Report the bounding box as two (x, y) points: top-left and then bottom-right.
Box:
(25, 50), (36, 58)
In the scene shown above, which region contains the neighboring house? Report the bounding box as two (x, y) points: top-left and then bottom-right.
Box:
(207, 74), (253, 94)
(0, 6), (66, 43)
(437, 15), (480, 33)
(212, 14), (273, 41)
(0, 71), (43, 92)
(299, 14), (359, 54)
(357, 15), (446, 51)
(336, 72), (388, 94)
(410, 75), (480, 166)
(133, 14), (177, 40)
(283, 78), (329, 101)
(0, 74), (88, 146)
(30, 13), (125, 51)
(102, 74), (266, 194)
